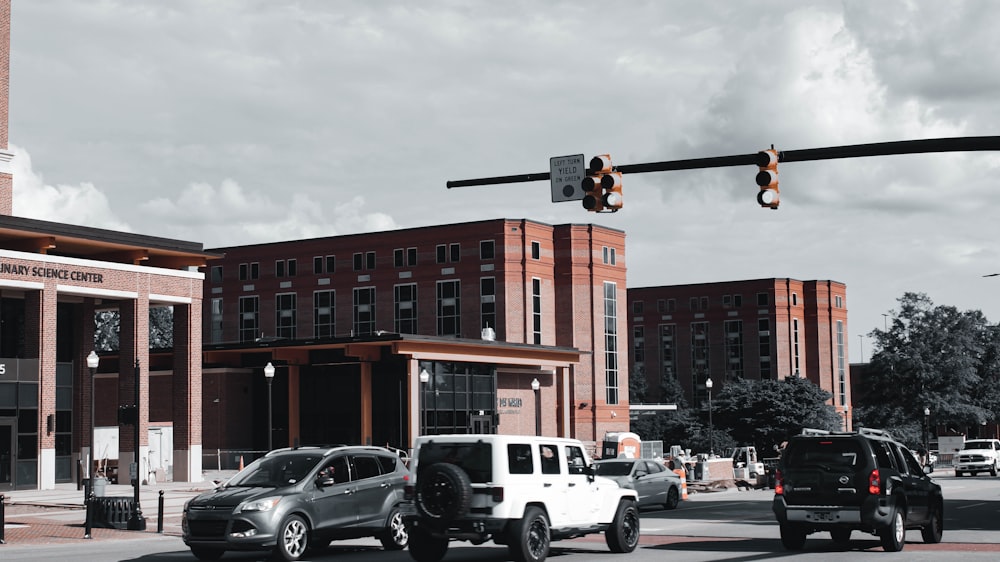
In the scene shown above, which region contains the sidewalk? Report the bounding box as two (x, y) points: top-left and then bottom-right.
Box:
(1, 471), (236, 546)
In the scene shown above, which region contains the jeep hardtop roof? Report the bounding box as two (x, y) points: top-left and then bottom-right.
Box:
(795, 427), (897, 441)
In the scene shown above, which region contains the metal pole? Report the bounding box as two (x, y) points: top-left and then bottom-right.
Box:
(267, 377), (274, 451)
(85, 364), (96, 538)
(534, 389), (541, 437)
(708, 389), (714, 457)
(128, 359), (146, 530)
(157, 490), (164, 533)
(1, 493), (6, 544)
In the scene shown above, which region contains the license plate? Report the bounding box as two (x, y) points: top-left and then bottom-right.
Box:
(808, 510), (835, 522)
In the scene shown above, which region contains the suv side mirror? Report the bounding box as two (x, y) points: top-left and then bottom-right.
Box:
(634, 469), (647, 479)
(585, 464), (596, 482)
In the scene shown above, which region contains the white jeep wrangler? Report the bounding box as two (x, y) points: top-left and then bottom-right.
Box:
(401, 434), (640, 562)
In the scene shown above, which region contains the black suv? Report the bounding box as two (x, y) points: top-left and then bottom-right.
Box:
(772, 428), (943, 552)
(183, 445), (410, 561)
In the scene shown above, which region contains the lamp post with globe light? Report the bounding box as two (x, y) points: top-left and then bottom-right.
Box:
(706, 377), (714, 457)
(84, 350), (100, 539)
(264, 362), (275, 451)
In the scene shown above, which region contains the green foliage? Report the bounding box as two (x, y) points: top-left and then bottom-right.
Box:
(858, 293), (997, 443)
(713, 377), (842, 452)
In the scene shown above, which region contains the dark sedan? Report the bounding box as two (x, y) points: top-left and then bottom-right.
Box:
(594, 458), (682, 510)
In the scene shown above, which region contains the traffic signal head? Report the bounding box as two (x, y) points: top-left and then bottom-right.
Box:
(581, 154), (623, 212)
(755, 149), (779, 209)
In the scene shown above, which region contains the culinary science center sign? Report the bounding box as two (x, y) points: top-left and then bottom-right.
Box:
(1, 261), (105, 283)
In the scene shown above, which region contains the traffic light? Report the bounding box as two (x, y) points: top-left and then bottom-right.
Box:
(581, 154), (623, 212)
(755, 149), (779, 209)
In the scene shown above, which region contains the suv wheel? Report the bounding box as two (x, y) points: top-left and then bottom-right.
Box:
(664, 486), (680, 510)
(992, 463), (998, 477)
(274, 514), (310, 561)
(508, 506), (551, 562)
(379, 507), (409, 550)
(416, 462), (473, 521)
(605, 500), (640, 553)
(780, 523), (807, 550)
(921, 501), (944, 544)
(409, 526), (449, 562)
(879, 507), (906, 552)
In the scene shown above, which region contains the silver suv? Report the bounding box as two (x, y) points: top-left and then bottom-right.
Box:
(401, 434), (640, 562)
(182, 445), (409, 561)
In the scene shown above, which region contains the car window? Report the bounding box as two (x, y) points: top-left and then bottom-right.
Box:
(594, 461), (632, 476)
(566, 445), (587, 475)
(417, 441), (493, 483)
(889, 444), (912, 474)
(873, 441), (898, 471)
(376, 454), (399, 475)
(645, 461), (665, 474)
(352, 455), (382, 480)
(228, 452), (324, 487)
(508, 443), (534, 474)
(785, 439), (862, 469)
(539, 444), (561, 475)
(903, 449), (924, 475)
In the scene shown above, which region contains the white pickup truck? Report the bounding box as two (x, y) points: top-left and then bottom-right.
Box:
(953, 438), (1000, 477)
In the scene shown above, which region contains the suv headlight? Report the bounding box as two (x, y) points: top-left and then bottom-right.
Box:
(236, 497), (282, 513)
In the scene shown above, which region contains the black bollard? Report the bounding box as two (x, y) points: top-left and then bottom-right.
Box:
(84, 492), (93, 539)
(157, 490), (164, 533)
(1, 493), (6, 544)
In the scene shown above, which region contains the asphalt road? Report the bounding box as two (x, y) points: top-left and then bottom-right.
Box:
(3, 470), (999, 561)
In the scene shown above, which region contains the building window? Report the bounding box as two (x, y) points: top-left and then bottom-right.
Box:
(757, 292), (769, 306)
(603, 247), (609, 264)
(449, 243), (460, 263)
(353, 253), (363, 271)
(689, 297), (698, 311)
(239, 263), (247, 281)
(793, 318), (801, 375)
(604, 282), (619, 405)
(837, 320), (846, 406)
(436, 244), (446, 264)
(326, 255), (336, 273)
(691, 322), (709, 397)
(276, 293), (297, 339)
(394, 283), (418, 333)
(531, 241), (540, 260)
(633, 300), (644, 315)
(210, 298), (223, 343)
(667, 299), (676, 312)
(366, 251), (376, 270)
(287, 259), (296, 276)
(315, 255), (335, 274)
(394, 249), (405, 268)
(723, 295), (731, 308)
(758, 318), (772, 379)
(532, 277), (542, 344)
(835, 295), (843, 308)
(210, 266), (223, 284)
(659, 324), (676, 381)
(238, 296), (259, 343)
(250, 263), (259, 280)
(407, 247), (417, 266)
(353, 287), (376, 335)
(656, 299), (666, 314)
(480, 277), (496, 331)
(792, 293), (798, 306)
(725, 320), (744, 381)
(437, 280), (461, 336)
(734, 294), (742, 307)
(480, 240), (495, 260)
(700, 296), (708, 310)
(610, 248), (616, 265)
(633, 326), (645, 364)
(313, 290), (335, 337)
(313, 256), (322, 274)
(276, 260), (285, 278)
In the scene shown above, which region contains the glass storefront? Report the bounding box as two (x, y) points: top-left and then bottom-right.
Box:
(419, 361), (496, 435)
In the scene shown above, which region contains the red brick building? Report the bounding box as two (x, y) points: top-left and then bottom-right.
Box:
(0, 0), (213, 490)
(200, 220), (631, 458)
(628, 279), (850, 426)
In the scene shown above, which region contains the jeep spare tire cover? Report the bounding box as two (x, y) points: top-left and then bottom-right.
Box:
(416, 462), (473, 521)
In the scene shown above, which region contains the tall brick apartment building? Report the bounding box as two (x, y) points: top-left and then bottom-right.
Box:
(0, 0), (213, 490)
(201, 220), (631, 455)
(628, 279), (850, 425)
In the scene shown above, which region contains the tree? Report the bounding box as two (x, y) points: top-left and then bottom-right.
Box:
(713, 377), (842, 452)
(93, 306), (174, 351)
(858, 292), (994, 445)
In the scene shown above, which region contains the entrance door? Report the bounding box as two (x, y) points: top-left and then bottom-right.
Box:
(0, 421), (13, 490)
(470, 414), (493, 434)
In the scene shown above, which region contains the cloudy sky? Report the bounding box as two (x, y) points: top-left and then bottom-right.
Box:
(8, 1), (1000, 362)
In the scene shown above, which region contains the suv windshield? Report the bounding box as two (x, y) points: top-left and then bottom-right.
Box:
(785, 439), (863, 470)
(418, 441), (493, 483)
(226, 452), (325, 487)
(962, 440), (994, 450)
(594, 461), (635, 476)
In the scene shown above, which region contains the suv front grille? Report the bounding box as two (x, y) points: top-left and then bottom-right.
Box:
(188, 519), (229, 538)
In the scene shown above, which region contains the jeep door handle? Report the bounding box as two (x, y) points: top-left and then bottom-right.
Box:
(568, 483), (577, 487)
(544, 483), (552, 487)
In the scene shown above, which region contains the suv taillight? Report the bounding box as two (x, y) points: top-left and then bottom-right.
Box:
(404, 484), (415, 501)
(774, 469), (784, 495)
(491, 486), (504, 503)
(868, 468), (881, 495)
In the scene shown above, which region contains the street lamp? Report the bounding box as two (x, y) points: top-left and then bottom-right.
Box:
(84, 350), (100, 539)
(531, 378), (541, 436)
(705, 377), (714, 457)
(264, 362), (275, 451)
(419, 369), (430, 435)
(924, 407), (931, 463)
